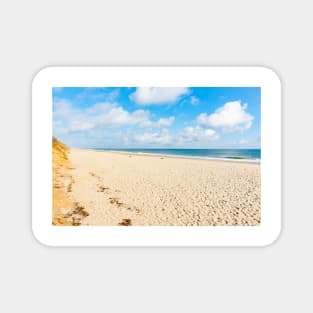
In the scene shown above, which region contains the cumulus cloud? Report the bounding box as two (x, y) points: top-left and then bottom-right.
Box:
(178, 126), (218, 144)
(134, 129), (171, 145)
(130, 87), (190, 105)
(197, 101), (254, 132)
(53, 99), (175, 133)
(155, 116), (175, 127)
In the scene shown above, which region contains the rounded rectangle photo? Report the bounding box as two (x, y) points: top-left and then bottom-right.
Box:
(32, 66), (281, 246)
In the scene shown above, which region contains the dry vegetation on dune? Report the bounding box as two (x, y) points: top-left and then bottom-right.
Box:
(52, 137), (88, 226)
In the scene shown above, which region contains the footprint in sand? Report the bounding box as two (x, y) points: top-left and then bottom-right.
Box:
(118, 218), (132, 226)
(72, 216), (81, 226)
(126, 206), (141, 214)
(63, 203), (90, 226)
(97, 185), (109, 192)
(89, 172), (100, 180)
(108, 196), (141, 214)
(109, 197), (123, 207)
(67, 181), (73, 192)
(73, 204), (89, 217)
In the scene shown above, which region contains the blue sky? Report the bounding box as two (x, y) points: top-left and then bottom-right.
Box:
(53, 87), (260, 149)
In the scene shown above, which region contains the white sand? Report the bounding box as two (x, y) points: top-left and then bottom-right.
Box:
(68, 149), (260, 226)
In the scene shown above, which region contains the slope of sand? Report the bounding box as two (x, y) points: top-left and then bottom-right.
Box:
(68, 149), (261, 226)
(52, 138), (89, 225)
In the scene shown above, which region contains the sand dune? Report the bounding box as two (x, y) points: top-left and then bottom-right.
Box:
(52, 138), (89, 226)
(65, 149), (260, 226)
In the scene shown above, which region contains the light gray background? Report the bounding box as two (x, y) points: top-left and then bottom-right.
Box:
(1, 1), (311, 312)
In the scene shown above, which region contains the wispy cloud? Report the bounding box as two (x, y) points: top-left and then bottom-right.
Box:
(75, 88), (120, 102)
(239, 139), (248, 145)
(134, 129), (171, 145)
(130, 87), (190, 105)
(178, 126), (218, 144)
(190, 96), (199, 105)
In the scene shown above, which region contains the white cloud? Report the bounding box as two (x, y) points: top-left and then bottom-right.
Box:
(53, 99), (74, 117)
(75, 88), (120, 102)
(178, 126), (218, 144)
(130, 87), (190, 105)
(53, 99), (175, 134)
(106, 89), (120, 102)
(155, 116), (175, 127)
(239, 139), (248, 144)
(197, 101), (254, 132)
(190, 96), (199, 105)
(134, 129), (171, 145)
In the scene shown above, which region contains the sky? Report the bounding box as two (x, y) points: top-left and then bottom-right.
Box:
(53, 87), (261, 149)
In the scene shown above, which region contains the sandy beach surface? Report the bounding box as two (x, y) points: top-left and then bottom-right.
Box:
(64, 149), (260, 226)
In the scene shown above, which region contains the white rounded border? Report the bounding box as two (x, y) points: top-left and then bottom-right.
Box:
(32, 67), (281, 247)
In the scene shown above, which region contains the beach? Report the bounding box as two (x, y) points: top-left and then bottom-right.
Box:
(59, 148), (261, 226)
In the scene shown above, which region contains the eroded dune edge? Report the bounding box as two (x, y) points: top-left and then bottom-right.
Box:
(52, 137), (89, 226)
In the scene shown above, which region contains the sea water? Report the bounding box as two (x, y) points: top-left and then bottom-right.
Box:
(97, 149), (261, 163)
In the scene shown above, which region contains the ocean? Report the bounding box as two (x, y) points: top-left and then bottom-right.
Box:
(97, 149), (261, 163)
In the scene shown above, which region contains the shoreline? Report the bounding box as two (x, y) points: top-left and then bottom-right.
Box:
(64, 148), (261, 226)
(76, 148), (261, 164)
